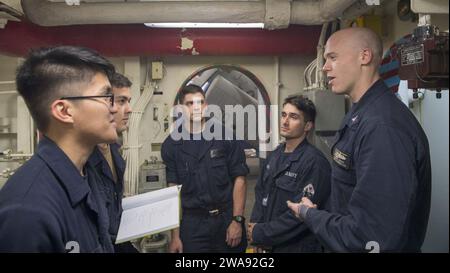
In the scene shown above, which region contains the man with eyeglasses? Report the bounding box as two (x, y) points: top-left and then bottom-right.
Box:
(87, 72), (137, 253)
(0, 46), (118, 252)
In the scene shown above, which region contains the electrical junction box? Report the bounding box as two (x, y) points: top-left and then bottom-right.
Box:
(397, 25), (449, 91)
(151, 61), (163, 80)
(303, 89), (346, 163)
(139, 160), (166, 193)
(149, 103), (169, 142)
(303, 89), (346, 133)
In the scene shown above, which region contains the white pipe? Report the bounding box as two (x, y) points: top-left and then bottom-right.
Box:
(316, 22), (329, 89)
(1, 153), (33, 158)
(0, 81), (15, 85)
(8, 154), (33, 157)
(308, 61), (317, 88)
(0, 90), (17, 95)
(123, 82), (154, 196)
(22, 0), (364, 28)
(304, 59), (313, 91)
(274, 56), (280, 109)
(29, 117), (34, 155)
(291, 0), (356, 25)
(273, 56), (280, 149)
(23, 0), (264, 26)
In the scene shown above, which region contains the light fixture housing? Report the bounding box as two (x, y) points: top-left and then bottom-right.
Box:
(144, 22), (264, 28)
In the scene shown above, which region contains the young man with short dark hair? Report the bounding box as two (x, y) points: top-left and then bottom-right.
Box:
(161, 84), (249, 253)
(0, 46), (118, 252)
(88, 72), (136, 252)
(248, 95), (331, 252)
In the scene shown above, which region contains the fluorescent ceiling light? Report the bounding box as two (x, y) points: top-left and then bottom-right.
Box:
(144, 22), (264, 28)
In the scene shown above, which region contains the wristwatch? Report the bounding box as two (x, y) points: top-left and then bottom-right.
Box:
(232, 215), (245, 224)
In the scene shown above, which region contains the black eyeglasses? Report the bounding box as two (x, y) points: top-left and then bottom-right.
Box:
(60, 94), (115, 107)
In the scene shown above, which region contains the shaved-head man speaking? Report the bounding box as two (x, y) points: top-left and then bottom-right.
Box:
(287, 27), (431, 252)
(322, 27), (383, 101)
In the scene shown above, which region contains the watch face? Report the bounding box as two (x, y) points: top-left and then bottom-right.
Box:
(234, 216), (244, 223)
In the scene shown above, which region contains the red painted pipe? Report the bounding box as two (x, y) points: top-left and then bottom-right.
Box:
(0, 20), (321, 57)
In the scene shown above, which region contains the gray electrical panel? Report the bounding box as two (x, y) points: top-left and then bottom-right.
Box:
(303, 89), (346, 132)
(304, 89), (347, 162)
(139, 160), (167, 193)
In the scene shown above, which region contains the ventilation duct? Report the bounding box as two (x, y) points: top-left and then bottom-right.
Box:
(0, 1), (23, 28)
(21, 0), (374, 29)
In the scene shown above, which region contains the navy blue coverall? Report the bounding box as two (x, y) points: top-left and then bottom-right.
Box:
(251, 140), (331, 252)
(301, 80), (432, 252)
(88, 144), (138, 253)
(0, 137), (114, 252)
(161, 130), (249, 253)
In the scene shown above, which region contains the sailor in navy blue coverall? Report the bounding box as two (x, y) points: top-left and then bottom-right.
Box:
(89, 143), (138, 253)
(0, 138), (113, 252)
(161, 85), (249, 253)
(88, 72), (137, 252)
(0, 46), (118, 252)
(288, 28), (431, 252)
(249, 96), (331, 253)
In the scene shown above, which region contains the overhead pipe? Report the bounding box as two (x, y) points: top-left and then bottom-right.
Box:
(342, 0), (388, 20)
(290, 0), (357, 25)
(0, 20), (321, 57)
(22, 0), (266, 26)
(316, 22), (329, 89)
(21, 0), (367, 29)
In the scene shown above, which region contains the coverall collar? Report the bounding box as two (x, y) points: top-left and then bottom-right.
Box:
(37, 136), (91, 207)
(343, 79), (388, 128)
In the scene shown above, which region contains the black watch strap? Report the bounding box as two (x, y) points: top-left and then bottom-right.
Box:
(232, 215), (245, 223)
